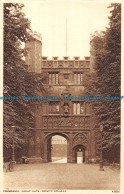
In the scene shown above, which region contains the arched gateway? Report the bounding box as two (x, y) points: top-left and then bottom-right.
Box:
(44, 133), (69, 162)
(26, 32), (98, 164)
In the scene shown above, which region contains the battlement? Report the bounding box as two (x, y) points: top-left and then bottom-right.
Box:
(42, 56), (90, 61)
(42, 56), (90, 68)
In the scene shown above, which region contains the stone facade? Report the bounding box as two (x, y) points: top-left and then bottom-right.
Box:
(25, 32), (97, 163)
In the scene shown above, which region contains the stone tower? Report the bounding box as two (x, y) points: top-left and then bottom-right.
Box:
(25, 32), (42, 73)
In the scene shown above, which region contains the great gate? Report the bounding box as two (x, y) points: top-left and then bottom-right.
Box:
(25, 32), (98, 163)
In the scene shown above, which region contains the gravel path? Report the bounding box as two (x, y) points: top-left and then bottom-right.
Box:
(3, 163), (120, 190)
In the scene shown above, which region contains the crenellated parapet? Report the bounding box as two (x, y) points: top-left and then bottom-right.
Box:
(42, 56), (90, 60)
(42, 56), (90, 68)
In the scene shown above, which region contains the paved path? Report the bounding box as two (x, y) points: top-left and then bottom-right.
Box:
(3, 163), (120, 190)
(52, 157), (83, 163)
(52, 157), (67, 163)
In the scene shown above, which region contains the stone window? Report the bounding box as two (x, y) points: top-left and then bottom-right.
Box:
(49, 102), (60, 114)
(73, 102), (84, 114)
(49, 73), (58, 84)
(74, 73), (83, 84)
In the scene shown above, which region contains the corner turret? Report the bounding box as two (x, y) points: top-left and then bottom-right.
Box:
(25, 31), (42, 73)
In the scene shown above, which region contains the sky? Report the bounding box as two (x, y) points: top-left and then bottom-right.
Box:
(23, 0), (111, 59)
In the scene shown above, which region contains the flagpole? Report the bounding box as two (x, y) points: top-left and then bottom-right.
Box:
(66, 17), (67, 56)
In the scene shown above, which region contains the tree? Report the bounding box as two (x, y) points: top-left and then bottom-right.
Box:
(3, 3), (44, 161)
(85, 3), (121, 162)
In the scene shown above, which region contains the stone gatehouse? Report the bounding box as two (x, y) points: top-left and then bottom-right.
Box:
(25, 32), (97, 163)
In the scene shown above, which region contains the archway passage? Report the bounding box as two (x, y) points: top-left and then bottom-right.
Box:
(45, 134), (68, 163)
(73, 145), (86, 163)
(52, 135), (67, 163)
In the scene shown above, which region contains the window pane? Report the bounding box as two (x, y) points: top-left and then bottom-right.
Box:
(53, 103), (55, 112)
(56, 74), (58, 84)
(56, 104), (59, 112)
(74, 74), (76, 84)
(49, 103), (52, 113)
(81, 74), (83, 82)
(73, 103), (77, 114)
(50, 104), (53, 113)
(49, 74), (52, 84)
(78, 74), (80, 84)
(80, 103), (84, 114)
(77, 103), (80, 114)
(53, 74), (55, 84)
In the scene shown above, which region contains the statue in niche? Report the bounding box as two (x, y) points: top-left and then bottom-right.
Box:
(63, 103), (69, 115)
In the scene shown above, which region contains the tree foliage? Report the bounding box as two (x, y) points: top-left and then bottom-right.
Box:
(85, 3), (121, 161)
(3, 3), (44, 158)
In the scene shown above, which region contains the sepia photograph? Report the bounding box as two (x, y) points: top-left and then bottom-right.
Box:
(1, 0), (123, 192)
